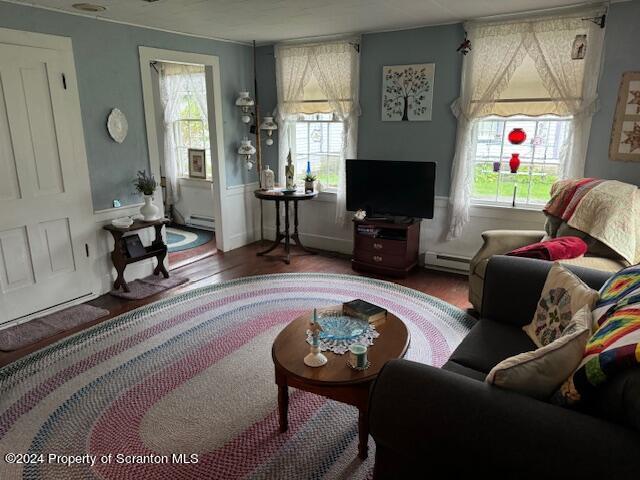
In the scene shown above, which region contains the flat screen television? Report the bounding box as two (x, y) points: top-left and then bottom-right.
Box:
(346, 159), (436, 219)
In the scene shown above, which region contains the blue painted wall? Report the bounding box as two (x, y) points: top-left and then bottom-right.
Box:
(256, 24), (464, 195)
(258, 2), (640, 194)
(0, 2), (255, 210)
(357, 24), (463, 196)
(584, 0), (640, 185)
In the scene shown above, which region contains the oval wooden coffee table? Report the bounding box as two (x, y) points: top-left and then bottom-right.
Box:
(272, 306), (410, 459)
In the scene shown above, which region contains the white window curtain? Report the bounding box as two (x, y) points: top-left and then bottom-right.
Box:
(275, 39), (360, 223)
(158, 63), (207, 206)
(447, 7), (605, 239)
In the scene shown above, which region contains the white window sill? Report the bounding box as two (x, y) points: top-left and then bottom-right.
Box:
(471, 201), (543, 211)
(470, 201), (545, 220)
(313, 190), (338, 203)
(178, 177), (213, 189)
(178, 176), (213, 183)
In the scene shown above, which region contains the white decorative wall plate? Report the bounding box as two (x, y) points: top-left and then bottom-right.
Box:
(107, 108), (128, 143)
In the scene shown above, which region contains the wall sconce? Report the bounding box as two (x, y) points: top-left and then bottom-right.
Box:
(238, 137), (256, 170)
(259, 115), (278, 146)
(235, 90), (255, 123)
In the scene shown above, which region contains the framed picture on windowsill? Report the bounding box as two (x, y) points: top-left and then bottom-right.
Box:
(188, 149), (207, 178)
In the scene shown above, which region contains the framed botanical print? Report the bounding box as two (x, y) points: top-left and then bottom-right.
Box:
(188, 148), (207, 178)
(609, 71), (640, 162)
(382, 63), (435, 121)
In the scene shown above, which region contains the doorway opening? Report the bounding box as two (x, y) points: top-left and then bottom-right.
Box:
(148, 59), (219, 270)
(166, 224), (216, 269)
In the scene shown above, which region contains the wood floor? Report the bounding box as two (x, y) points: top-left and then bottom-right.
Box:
(168, 233), (217, 270)
(0, 241), (470, 367)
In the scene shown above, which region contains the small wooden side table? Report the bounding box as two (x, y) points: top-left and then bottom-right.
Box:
(272, 306), (410, 459)
(254, 189), (317, 264)
(103, 218), (170, 292)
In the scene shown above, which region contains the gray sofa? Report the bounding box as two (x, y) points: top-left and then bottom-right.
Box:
(369, 256), (640, 478)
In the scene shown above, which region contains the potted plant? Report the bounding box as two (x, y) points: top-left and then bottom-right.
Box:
(134, 170), (159, 221)
(304, 173), (317, 193)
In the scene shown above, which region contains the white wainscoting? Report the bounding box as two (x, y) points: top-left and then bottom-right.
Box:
(225, 182), (260, 251)
(263, 195), (545, 273)
(91, 182), (262, 296)
(262, 192), (352, 254)
(90, 189), (544, 296)
(175, 177), (216, 226)
(93, 202), (157, 295)
(421, 197), (545, 272)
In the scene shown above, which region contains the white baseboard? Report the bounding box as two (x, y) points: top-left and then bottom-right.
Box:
(227, 230), (258, 251)
(423, 251), (471, 273)
(0, 292), (100, 330)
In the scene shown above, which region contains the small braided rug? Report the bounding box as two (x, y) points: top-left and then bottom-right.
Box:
(0, 273), (473, 480)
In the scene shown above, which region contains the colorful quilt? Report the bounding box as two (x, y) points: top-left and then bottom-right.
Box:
(592, 265), (640, 325)
(572, 306), (640, 396)
(569, 266), (640, 399)
(544, 179), (640, 265)
(544, 178), (603, 221)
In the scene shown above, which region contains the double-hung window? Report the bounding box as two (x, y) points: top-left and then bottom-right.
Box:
(275, 40), (359, 208)
(292, 113), (343, 191)
(170, 66), (211, 179)
(468, 51), (580, 208)
(472, 115), (571, 206)
(449, 10), (606, 223)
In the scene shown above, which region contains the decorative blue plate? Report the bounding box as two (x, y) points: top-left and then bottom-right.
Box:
(317, 315), (368, 341)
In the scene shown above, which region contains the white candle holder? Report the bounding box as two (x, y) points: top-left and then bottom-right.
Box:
(304, 345), (328, 367)
(304, 308), (328, 367)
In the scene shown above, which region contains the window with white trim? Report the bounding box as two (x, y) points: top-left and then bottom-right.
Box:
(292, 113), (343, 190)
(172, 72), (211, 179)
(472, 116), (571, 206)
(275, 40), (359, 202)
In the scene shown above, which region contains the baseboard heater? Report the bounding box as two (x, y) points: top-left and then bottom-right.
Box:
(424, 251), (471, 272)
(187, 214), (215, 231)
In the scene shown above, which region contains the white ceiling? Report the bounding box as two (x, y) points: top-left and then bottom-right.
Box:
(7, 0), (606, 44)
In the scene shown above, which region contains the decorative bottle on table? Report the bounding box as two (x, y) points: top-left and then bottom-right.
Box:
(261, 164), (275, 190)
(304, 160), (316, 193)
(304, 309), (328, 367)
(285, 151), (295, 191)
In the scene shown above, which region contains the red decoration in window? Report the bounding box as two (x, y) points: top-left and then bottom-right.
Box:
(509, 153), (521, 173)
(508, 128), (526, 145)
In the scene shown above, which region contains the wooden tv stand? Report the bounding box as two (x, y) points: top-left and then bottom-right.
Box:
(352, 218), (420, 277)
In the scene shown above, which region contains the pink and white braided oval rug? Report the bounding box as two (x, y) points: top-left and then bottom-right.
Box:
(0, 273), (473, 480)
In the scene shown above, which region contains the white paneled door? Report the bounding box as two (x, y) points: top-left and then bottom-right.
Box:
(0, 42), (93, 324)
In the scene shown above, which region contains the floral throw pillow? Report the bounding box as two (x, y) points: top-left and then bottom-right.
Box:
(487, 306), (592, 400)
(523, 262), (599, 347)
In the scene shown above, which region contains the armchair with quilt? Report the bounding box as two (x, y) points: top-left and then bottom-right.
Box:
(468, 178), (639, 311)
(468, 227), (626, 311)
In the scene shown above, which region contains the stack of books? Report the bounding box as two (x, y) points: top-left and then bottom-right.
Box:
(356, 225), (380, 238)
(343, 299), (387, 325)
